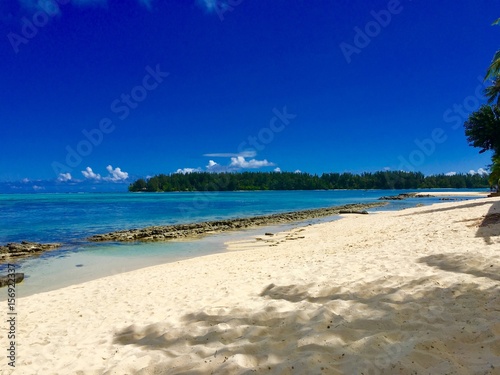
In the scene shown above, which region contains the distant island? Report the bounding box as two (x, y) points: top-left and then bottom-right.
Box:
(128, 171), (490, 192)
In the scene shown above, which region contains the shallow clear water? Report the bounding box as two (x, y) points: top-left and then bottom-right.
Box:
(0, 189), (487, 297)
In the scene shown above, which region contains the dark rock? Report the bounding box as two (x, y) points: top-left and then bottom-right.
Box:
(378, 193), (415, 200)
(338, 210), (368, 214)
(265, 233), (274, 236)
(0, 242), (62, 263)
(0, 273), (24, 288)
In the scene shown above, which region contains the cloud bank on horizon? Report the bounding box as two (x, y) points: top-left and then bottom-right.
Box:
(175, 152), (276, 175)
(56, 165), (129, 183)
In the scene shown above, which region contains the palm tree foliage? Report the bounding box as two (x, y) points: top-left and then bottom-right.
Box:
(463, 17), (500, 188)
(464, 105), (500, 154)
(485, 19), (500, 104)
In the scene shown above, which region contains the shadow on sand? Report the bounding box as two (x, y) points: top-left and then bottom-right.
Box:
(399, 198), (500, 244)
(454, 199), (500, 244)
(419, 252), (500, 282)
(113, 268), (499, 374)
(398, 200), (491, 217)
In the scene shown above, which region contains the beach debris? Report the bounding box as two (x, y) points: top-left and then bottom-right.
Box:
(0, 273), (24, 288)
(0, 241), (62, 264)
(265, 232), (274, 236)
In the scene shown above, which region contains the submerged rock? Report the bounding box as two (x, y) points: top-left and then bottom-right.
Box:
(0, 273), (24, 288)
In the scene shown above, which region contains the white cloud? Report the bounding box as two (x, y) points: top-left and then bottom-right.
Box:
(82, 167), (101, 180)
(445, 171), (457, 176)
(478, 168), (488, 175)
(294, 169), (302, 174)
(206, 160), (225, 172)
(176, 153), (275, 175)
(383, 167), (391, 171)
(203, 151), (257, 158)
(21, 178), (30, 183)
(57, 172), (72, 182)
(82, 165), (129, 181)
(274, 167), (281, 172)
(469, 168), (488, 176)
(32, 185), (44, 191)
(175, 167), (202, 175)
(229, 156), (275, 169)
(105, 165), (129, 181)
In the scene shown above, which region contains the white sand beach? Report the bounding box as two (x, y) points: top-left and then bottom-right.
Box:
(3, 197), (500, 374)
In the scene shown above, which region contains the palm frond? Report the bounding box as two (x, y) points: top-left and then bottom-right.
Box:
(485, 78), (500, 105)
(485, 50), (500, 80)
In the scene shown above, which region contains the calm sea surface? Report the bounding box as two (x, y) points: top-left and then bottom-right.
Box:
(0, 189), (486, 297)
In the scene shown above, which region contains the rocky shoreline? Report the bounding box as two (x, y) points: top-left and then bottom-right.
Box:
(87, 202), (387, 243)
(0, 202), (387, 266)
(0, 241), (62, 263)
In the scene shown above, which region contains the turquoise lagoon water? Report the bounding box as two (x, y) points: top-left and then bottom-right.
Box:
(0, 189), (487, 297)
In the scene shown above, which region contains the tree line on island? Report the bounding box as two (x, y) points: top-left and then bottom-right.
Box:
(129, 171), (489, 192)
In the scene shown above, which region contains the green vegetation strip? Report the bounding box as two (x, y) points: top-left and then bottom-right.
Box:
(87, 202), (388, 243)
(129, 171), (489, 192)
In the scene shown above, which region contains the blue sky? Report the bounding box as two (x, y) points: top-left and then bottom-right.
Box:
(1, 0), (499, 191)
